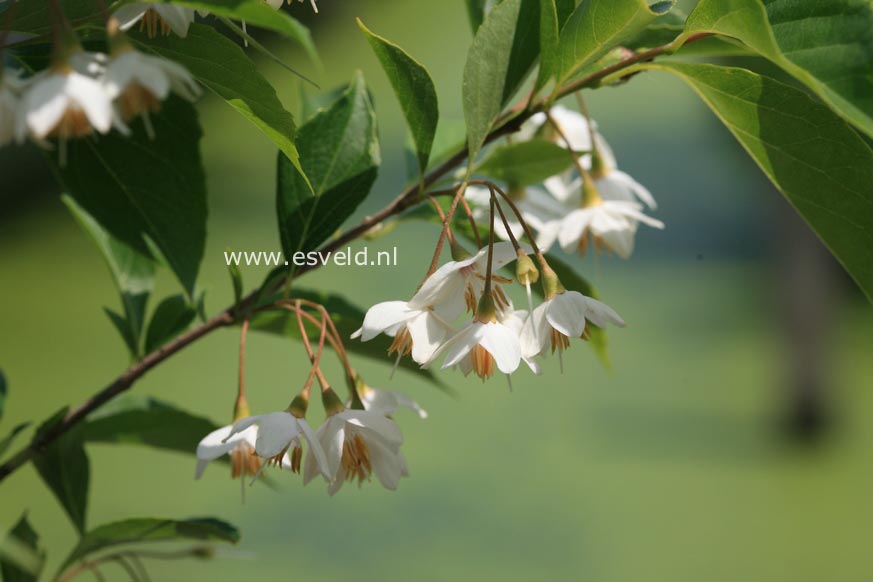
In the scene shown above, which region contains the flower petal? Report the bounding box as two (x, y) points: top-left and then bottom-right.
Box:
(479, 322), (521, 374)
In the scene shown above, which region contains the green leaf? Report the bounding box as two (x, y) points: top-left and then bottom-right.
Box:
(32, 410), (90, 535)
(0, 423), (30, 462)
(476, 139), (575, 185)
(465, 0), (489, 33)
(63, 195), (155, 359)
(556, 0), (675, 84)
(9, 0), (99, 35)
(0, 369), (6, 421)
(359, 19), (439, 176)
(277, 72), (380, 258)
(49, 97), (206, 297)
(137, 0), (319, 62)
(644, 61), (873, 302)
(131, 23), (303, 176)
(542, 253), (609, 366)
(227, 256), (244, 306)
(59, 517), (239, 573)
(536, 0), (576, 92)
(0, 515), (44, 582)
(144, 295), (198, 354)
(249, 289), (445, 387)
(682, 0), (873, 138)
(81, 395), (220, 456)
(463, 0), (524, 164)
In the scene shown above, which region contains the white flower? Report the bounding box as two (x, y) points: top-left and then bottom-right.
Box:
(195, 423), (263, 479)
(359, 385), (428, 419)
(520, 104), (606, 154)
(303, 409), (406, 495)
(227, 411), (330, 479)
(550, 200), (664, 259)
(18, 67), (114, 141)
(351, 242), (517, 364)
(425, 307), (538, 380)
(465, 184), (568, 244)
(115, 3), (196, 38)
(522, 291), (625, 358)
(103, 50), (200, 123)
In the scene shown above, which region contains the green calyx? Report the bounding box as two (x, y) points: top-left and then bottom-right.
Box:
(287, 394), (310, 419)
(515, 251), (540, 286)
(541, 265), (565, 300)
(581, 170), (604, 207)
(320, 387), (346, 416)
(450, 238), (473, 261)
(348, 375), (368, 411)
(232, 395), (251, 422)
(476, 292), (499, 323)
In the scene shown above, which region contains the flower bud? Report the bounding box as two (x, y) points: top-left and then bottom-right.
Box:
(515, 251), (539, 286)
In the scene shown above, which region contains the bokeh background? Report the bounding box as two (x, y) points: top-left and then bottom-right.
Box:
(2, 1), (872, 580)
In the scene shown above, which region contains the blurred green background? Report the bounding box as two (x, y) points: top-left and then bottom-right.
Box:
(2, 1), (873, 580)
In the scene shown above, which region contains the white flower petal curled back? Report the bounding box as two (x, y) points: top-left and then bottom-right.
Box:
(228, 411), (330, 479)
(303, 410), (405, 495)
(19, 69), (114, 140)
(114, 3), (196, 37)
(104, 51), (201, 104)
(351, 300), (454, 365)
(556, 200), (664, 259)
(360, 386), (428, 419)
(427, 317), (527, 379)
(195, 423), (259, 479)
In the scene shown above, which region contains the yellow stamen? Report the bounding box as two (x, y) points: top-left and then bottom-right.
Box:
(387, 328), (412, 358)
(117, 84), (162, 121)
(341, 433), (372, 485)
(470, 344), (495, 380)
(230, 443), (261, 479)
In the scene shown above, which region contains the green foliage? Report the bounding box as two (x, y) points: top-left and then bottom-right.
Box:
(0, 369), (6, 421)
(81, 395), (220, 457)
(131, 23), (304, 176)
(32, 410), (90, 535)
(646, 61), (873, 301)
(250, 289), (445, 386)
(683, 0), (873, 138)
(0, 515), (44, 582)
(144, 295), (198, 354)
(276, 72), (380, 258)
(464, 0), (489, 33)
(228, 259), (244, 307)
(462, 0), (525, 164)
(536, 0), (576, 93)
(476, 139), (575, 186)
(555, 0), (675, 85)
(8, 0), (99, 35)
(63, 196), (155, 359)
(359, 19), (439, 177)
(50, 97), (207, 297)
(59, 517), (239, 573)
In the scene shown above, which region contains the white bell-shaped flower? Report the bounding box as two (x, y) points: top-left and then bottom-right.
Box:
(522, 291), (625, 358)
(227, 411), (330, 479)
(114, 3), (196, 38)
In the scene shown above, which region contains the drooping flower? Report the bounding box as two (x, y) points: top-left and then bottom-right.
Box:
(226, 410), (330, 478)
(195, 423), (263, 480)
(18, 60), (114, 142)
(521, 290), (625, 359)
(464, 184), (568, 244)
(357, 382), (428, 419)
(303, 408), (406, 495)
(103, 48), (201, 126)
(114, 3), (196, 38)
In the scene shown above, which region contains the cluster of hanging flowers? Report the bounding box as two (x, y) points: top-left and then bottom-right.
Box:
(0, 0), (319, 158)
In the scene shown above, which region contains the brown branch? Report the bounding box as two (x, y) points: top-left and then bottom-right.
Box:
(0, 31), (709, 485)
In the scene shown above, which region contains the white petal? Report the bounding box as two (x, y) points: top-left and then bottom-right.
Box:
(436, 323), (485, 369)
(357, 301), (414, 341)
(408, 310), (450, 364)
(113, 4), (148, 30)
(67, 73), (113, 133)
(579, 294), (626, 328)
(557, 209), (591, 252)
(299, 419), (330, 480)
(342, 410), (403, 447)
(546, 293), (588, 339)
(366, 437), (404, 491)
(520, 303), (550, 358)
(479, 322), (522, 374)
(250, 412), (302, 458)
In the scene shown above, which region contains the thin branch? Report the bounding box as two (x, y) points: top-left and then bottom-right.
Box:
(0, 31), (710, 484)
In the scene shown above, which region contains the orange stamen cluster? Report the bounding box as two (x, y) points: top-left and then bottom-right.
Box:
(49, 107), (93, 139)
(118, 84), (162, 120)
(230, 443), (261, 479)
(341, 433), (372, 484)
(387, 328), (412, 357)
(470, 344), (496, 380)
(140, 9), (172, 37)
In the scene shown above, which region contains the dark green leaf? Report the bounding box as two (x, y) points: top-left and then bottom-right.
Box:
(0, 423), (30, 461)
(32, 409), (89, 534)
(131, 23), (303, 175)
(9, 0), (99, 35)
(140, 0), (319, 61)
(104, 308), (140, 357)
(144, 295), (197, 354)
(535, 0), (576, 92)
(63, 195), (155, 359)
(501, 0), (543, 105)
(359, 19), (439, 175)
(556, 0), (675, 84)
(476, 139), (575, 185)
(59, 517), (239, 573)
(682, 0), (873, 138)
(645, 61), (873, 301)
(0, 515), (44, 582)
(463, 0), (524, 164)
(250, 289), (445, 387)
(0, 369), (6, 421)
(81, 395), (220, 456)
(49, 97), (207, 296)
(227, 256), (244, 306)
(465, 0), (489, 33)
(277, 72), (380, 258)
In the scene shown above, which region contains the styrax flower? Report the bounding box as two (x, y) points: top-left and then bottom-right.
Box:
(103, 49), (201, 124)
(227, 411), (330, 478)
(18, 60), (114, 141)
(465, 184), (568, 244)
(195, 423), (262, 480)
(115, 3), (196, 38)
(550, 200), (664, 259)
(522, 290), (625, 358)
(304, 409), (406, 495)
(520, 104), (607, 154)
